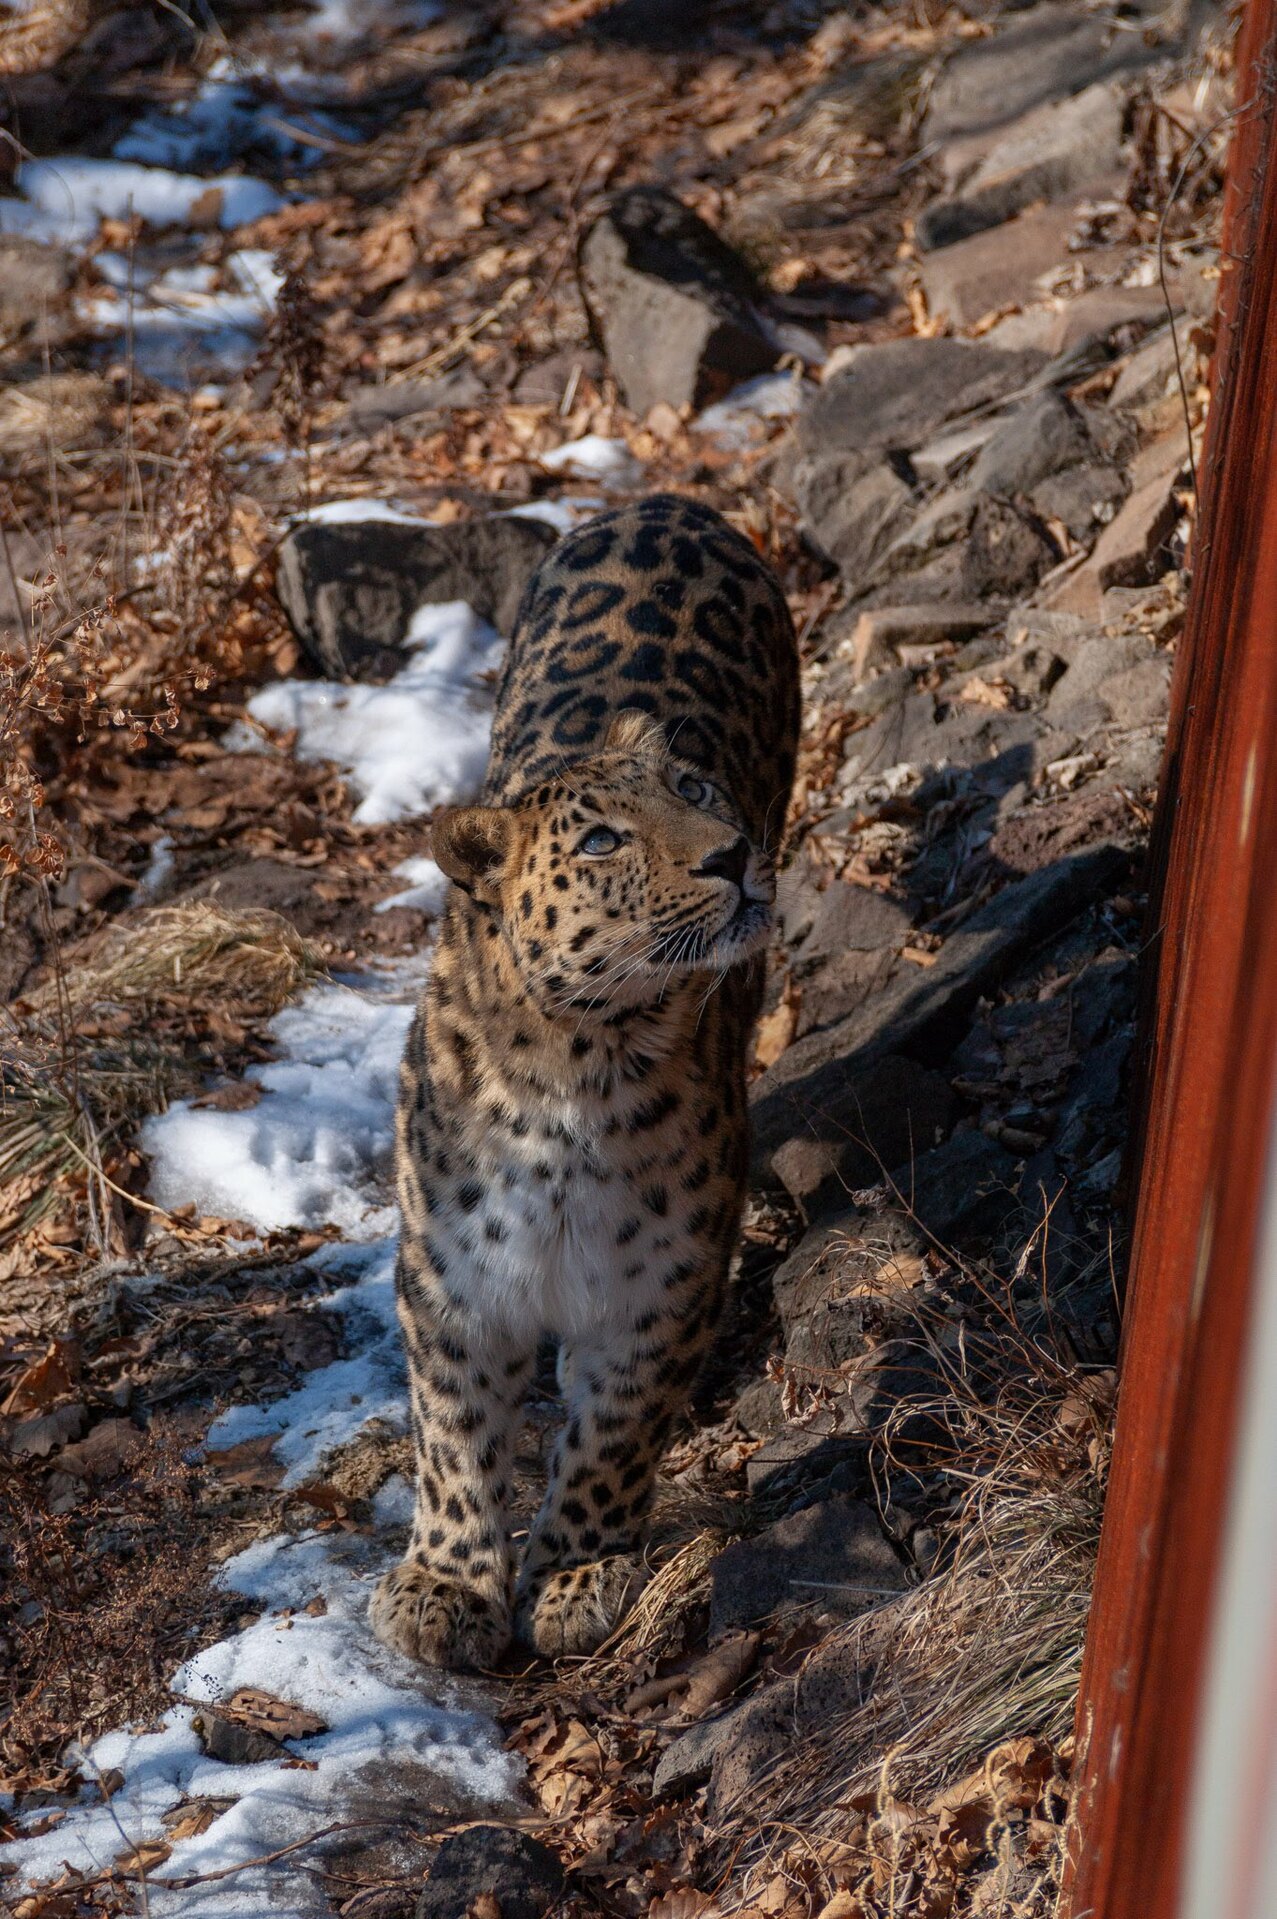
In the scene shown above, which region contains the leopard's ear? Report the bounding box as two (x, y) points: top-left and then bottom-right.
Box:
(431, 806), (511, 905)
(605, 709), (667, 765)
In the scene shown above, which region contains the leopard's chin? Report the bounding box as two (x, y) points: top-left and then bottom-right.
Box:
(704, 898), (773, 967)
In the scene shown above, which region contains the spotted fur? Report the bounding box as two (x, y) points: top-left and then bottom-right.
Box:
(370, 495), (799, 1669)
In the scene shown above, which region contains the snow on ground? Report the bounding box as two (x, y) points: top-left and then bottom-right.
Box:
(0, 157), (284, 247)
(114, 67), (353, 174)
(83, 249), (285, 383)
(304, 496), (437, 526)
(143, 962), (425, 1235)
(4, 914), (527, 1911)
(238, 600), (505, 824)
(2, 1243), (519, 1916)
(695, 370), (808, 449)
(540, 433), (642, 485)
(375, 855), (451, 917)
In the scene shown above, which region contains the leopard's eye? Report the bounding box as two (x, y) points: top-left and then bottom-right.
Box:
(677, 773), (710, 806)
(579, 826), (621, 857)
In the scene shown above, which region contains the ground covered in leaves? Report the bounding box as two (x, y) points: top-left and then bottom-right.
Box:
(0, 0), (1235, 1913)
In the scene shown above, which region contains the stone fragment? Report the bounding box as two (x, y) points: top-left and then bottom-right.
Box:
(916, 82), (1125, 251)
(417, 1827), (564, 1919)
(653, 1708), (743, 1797)
(763, 1054), (957, 1215)
(337, 367), (486, 434)
(889, 1129), (1020, 1244)
(773, 1207), (929, 1373)
(1089, 461), (1183, 591)
(193, 1710), (286, 1767)
(917, 203), (1083, 331)
(843, 603), (995, 677)
(1109, 325), (1183, 410)
(579, 187), (778, 415)
(924, 2), (1162, 141)
(786, 449), (914, 577)
(799, 338), (1044, 457)
(744, 1426), (869, 1498)
(708, 1496), (908, 1640)
(751, 847), (1129, 1212)
(968, 392), (1094, 497)
(982, 283), (1173, 357)
(275, 516), (557, 680)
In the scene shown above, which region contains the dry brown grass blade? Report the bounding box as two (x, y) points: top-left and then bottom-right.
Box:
(1, 902), (325, 1250)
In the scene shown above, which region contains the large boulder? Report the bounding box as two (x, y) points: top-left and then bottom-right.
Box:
(275, 514), (557, 681)
(416, 1827), (563, 1919)
(579, 186), (780, 414)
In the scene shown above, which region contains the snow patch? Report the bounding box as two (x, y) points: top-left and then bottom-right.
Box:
(696, 370), (807, 448)
(374, 855), (451, 917)
(142, 967), (424, 1235)
(302, 496), (436, 526)
(3, 1330), (518, 1913)
(239, 600), (504, 824)
(0, 157), (284, 247)
(540, 434), (642, 485)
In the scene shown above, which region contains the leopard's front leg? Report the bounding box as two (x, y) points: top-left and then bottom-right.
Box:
(371, 1249), (533, 1672)
(515, 1282), (722, 1658)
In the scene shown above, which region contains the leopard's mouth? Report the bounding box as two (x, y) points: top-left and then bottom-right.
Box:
(709, 894), (773, 961)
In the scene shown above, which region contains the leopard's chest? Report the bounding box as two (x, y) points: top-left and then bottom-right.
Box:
(430, 1065), (715, 1339)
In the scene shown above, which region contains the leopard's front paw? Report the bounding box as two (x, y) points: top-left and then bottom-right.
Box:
(370, 1559), (510, 1672)
(516, 1553), (648, 1659)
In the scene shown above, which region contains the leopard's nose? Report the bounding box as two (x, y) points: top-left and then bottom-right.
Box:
(697, 835), (750, 889)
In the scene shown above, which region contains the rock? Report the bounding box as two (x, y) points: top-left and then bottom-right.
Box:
(511, 345), (606, 405)
(799, 338), (1044, 457)
(1109, 325), (1183, 410)
(924, 2), (1163, 141)
(275, 516), (557, 680)
(983, 282), (1173, 357)
(705, 1674), (800, 1820)
(416, 1827), (564, 1919)
(579, 187), (778, 415)
(842, 603), (995, 677)
(745, 1426), (869, 1498)
(338, 368), (486, 434)
(708, 1496), (908, 1640)
(916, 81), (1125, 251)
(764, 1054), (957, 1215)
(1096, 655), (1172, 729)
(968, 392), (1094, 497)
(787, 449), (915, 577)
(751, 846), (1129, 1211)
(888, 1129), (1020, 1243)
(1089, 460), (1183, 590)
(875, 489), (1058, 605)
(773, 1206), (930, 1372)
(917, 202), (1084, 331)
(780, 852), (915, 958)
(653, 1708), (743, 1796)
(193, 1710), (286, 1766)
(0, 233), (72, 339)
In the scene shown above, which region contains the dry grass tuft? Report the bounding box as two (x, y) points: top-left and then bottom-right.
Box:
(1, 903), (323, 1252)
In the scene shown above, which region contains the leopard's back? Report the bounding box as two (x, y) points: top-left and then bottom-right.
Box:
(483, 495), (800, 846)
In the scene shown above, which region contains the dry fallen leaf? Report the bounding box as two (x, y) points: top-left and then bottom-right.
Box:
(2, 1339), (81, 1416)
(225, 1688), (328, 1742)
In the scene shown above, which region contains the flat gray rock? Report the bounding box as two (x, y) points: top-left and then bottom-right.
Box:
(708, 1496), (908, 1640)
(799, 337), (1045, 458)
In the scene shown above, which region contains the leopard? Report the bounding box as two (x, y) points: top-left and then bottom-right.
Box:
(370, 493), (800, 1670)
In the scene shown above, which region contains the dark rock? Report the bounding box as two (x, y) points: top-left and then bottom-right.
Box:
(1109, 325), (1182, 411)
(579, 187), (778, 415)
(708, 1496), (908, 1640)
(275, 516), (557, 680)
(705, 1673), (799, 1820)
(416, 1827), (564, 1919)
(875, 490), (1058, 605)
(511, 345), (606, 405)
(1034, 460), (1128, 542)
(924, 2), (1163, 141)
(915, 81), (1125, 250)
(745, 1427), (870, 1499)
(751, 847), (1129, 1210)
(193, 1710), (286, 1766)
(773, 1208), (927, 1358)
(653, 1707), (744, 1796)
(799, 338), (1044, 458)
(766, 1054), (957, 1214)
(888, 1128), (1020, 1244)
(779, 853), (914, 960)
(969, 392), (1094, 497)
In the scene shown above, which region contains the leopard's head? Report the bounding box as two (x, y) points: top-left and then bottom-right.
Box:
(432, 712), (776, 1015)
